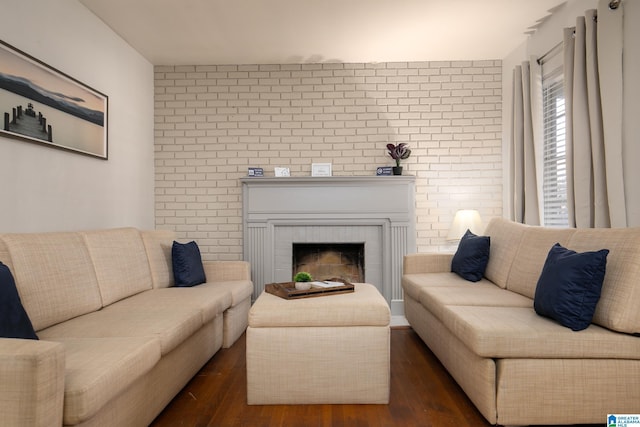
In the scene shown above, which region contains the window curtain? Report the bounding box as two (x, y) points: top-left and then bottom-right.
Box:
(510, 0), (627, 228)
(510, 58), (542, 225)
(564, 1), (625, 228)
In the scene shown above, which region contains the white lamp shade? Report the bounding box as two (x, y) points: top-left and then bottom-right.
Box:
(447, 210), (483, 241)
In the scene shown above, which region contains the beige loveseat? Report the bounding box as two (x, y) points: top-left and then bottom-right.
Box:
(0, 227), (253, 427)
(402, 218), (640, 426)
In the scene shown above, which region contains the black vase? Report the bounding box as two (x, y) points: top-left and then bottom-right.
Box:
(392, 166), (403, 175)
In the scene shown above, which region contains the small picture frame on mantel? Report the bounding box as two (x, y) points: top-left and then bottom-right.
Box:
(274, 167), (290, 177)
(311, 163), (332, 177)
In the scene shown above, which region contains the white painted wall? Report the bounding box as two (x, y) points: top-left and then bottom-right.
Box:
(0, 0), (155, 232)
(502, 0), (640, 225)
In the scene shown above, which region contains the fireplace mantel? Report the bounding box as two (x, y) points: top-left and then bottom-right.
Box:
(241, 176), (416, 315)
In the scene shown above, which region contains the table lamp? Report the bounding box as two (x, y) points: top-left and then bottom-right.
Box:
(446, 210), (483, 241)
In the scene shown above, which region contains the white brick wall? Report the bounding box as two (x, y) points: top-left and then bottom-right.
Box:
(155, 61), (502, 260)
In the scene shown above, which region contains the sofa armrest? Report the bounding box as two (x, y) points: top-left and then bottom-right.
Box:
(403, 253), (454, 274)
(203, 260), (252, 282)
(0, 339), (65, 427)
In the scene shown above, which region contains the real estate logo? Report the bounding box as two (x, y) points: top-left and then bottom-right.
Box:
(609, 414), (640, 427)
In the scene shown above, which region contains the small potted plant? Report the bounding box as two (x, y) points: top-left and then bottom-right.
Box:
(293, 271), (313, 290)
(386, 143), (411, 175)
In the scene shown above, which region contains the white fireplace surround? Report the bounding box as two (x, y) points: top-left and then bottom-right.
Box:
(241, 176), (416, 315)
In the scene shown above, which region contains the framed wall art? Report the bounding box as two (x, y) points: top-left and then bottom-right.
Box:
(311, 163), (332, 177)
(0, 40), (108, 159)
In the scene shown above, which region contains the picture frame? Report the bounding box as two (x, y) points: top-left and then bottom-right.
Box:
(311, 163), (332, 177)
(0, 40), (108, 159)
(274, 167), (290, 177)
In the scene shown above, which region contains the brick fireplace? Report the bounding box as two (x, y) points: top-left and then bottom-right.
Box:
(241, 176), (416, 315)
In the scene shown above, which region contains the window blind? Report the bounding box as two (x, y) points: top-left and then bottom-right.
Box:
(541, 50), (568, 227)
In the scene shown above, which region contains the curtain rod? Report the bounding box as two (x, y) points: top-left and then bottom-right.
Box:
(537, 0), (621, 64)
(537, 41), (563, 65)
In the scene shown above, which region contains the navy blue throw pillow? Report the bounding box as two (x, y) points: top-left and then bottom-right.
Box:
(171, 241), (207, 287)
(534, 243), (609, 331)
(451, 229), (490, 282)
(0, 262), (38, 340)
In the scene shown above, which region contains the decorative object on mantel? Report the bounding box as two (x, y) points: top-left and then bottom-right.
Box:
(386, 143), (411, 175)
(311, 163), (332, 177)
(376, 166), (393, 176)
(274, 167), (290, 177)
(247, 167), (264, 177)
(293, 271), (313, 290)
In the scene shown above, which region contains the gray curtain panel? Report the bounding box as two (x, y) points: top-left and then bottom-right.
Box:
(597, 0), (626, 227)
(510, 59), (541, 226)
(565, 2), (627, 228)
(511, 0), (630, 229)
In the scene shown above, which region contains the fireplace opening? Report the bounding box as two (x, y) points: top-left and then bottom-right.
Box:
(292, 243), (365, 283)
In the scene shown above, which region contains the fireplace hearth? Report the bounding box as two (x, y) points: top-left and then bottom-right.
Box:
(241, 176), (416, 315)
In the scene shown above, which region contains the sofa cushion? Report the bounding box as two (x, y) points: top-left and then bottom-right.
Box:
(1, 232), (102, 331)
(439, 305), (640, 359)
(56, 336), (161, 425)
(483, 218), (527, 289)
(102, 285), (232, 326)
(418, 281), (532, 320)
(0, 262), (38, 340)
(141, 229), (176, 289)
(206, 279), (254, 306)
(172, 241), (206, 287)
(82, 228), (154, 306)
(403, 253), (454, 275)
(568, 228), (640, 334)
(506, 227), (576, 298)
(38, 299), (203, 355)
(402, 272), (470, 301)
(451, 230), (490, 282)
(534, 244), (609, 331)
(202, 260), (251, 282)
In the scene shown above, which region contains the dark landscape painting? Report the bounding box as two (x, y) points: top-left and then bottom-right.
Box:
(0, 40), (108, 159)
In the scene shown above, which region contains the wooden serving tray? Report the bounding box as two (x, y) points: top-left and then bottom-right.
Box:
(264, 278), (354, 300)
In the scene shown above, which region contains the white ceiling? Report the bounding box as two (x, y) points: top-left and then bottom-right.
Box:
(78, 0), (566, 66)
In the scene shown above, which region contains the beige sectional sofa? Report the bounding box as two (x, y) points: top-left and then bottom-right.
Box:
(403, 218), (640, 426)
(0, 227), (253, 427)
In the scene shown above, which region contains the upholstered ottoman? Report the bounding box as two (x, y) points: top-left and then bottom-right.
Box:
(246, 283), (391, 405)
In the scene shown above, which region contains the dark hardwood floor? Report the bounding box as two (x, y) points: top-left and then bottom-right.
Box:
(150, 328), (603, 427)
